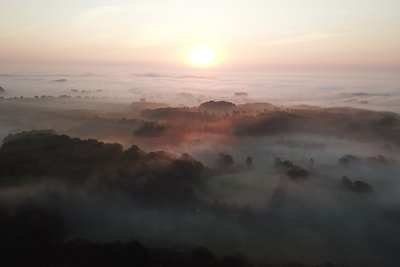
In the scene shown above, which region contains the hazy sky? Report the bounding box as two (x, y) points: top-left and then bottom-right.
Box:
(1, 0), (400, 69)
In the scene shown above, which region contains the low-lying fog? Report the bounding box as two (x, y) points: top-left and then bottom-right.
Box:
(1, 64), (400, 112)
(1, 65), (400, 267)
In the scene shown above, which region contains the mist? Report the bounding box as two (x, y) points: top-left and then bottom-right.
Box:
(1, 79), (400, 266)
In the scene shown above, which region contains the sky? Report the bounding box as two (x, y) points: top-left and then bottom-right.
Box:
(1, 0), (400, 69)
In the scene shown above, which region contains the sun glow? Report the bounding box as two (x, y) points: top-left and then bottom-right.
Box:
(188, 44), (218, 67)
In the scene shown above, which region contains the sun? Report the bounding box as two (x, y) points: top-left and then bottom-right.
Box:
(188, 44), (217, 67)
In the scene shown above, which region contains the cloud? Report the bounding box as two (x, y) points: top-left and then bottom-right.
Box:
(264, 32), (339, 45)
(70, 6), (122, 27)
(0, 27), (36, 39)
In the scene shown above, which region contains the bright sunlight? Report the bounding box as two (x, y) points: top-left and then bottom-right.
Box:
(188, 44), (218, 67)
